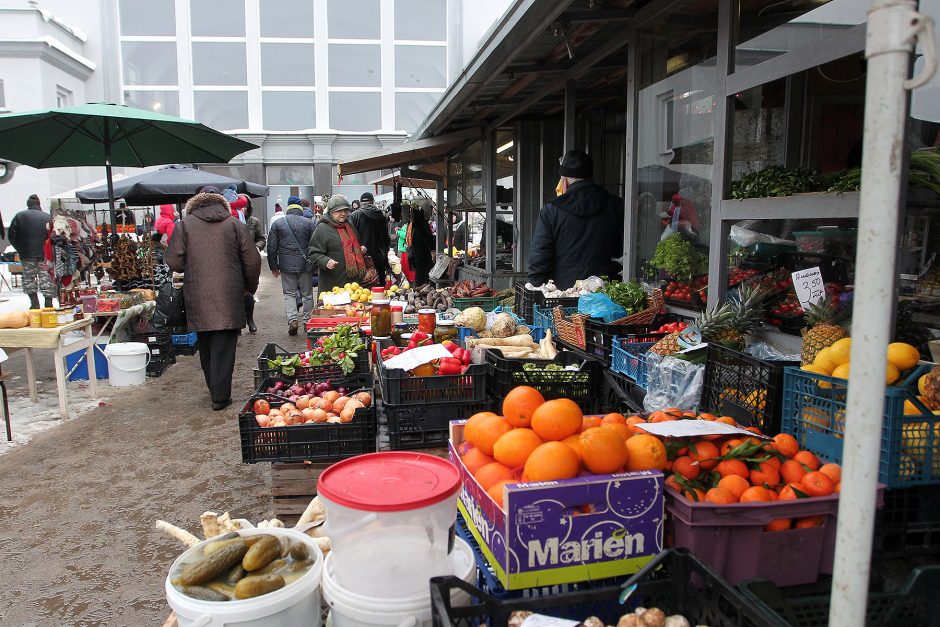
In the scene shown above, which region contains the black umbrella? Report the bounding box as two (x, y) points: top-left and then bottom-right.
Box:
(76, 164), (268, 206)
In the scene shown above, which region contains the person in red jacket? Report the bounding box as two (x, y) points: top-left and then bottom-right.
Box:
(155, 204), (177, 243)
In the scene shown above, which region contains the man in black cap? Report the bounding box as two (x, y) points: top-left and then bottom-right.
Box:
(527, 150), (624, 290)
(9, 194), (53, 309)
(349, 191), (391, 286)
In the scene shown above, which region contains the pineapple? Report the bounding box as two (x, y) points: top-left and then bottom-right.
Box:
(801, 296), (848, 365)
(698, 284), (766, 351)
(650, 332), (681, 356)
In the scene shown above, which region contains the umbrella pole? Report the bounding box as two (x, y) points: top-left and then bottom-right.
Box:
(104, 126), (117, 236)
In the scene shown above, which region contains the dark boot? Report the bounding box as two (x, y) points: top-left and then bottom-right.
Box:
(244, 294), (257, 334)
(28, 293), (40, 310)
(43, 296), (53, 308)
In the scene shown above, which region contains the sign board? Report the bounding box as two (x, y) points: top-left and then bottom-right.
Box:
(791, 266), (825, 310)
(322, 291), (352, 306)
(636, 420), (771, 440)
(382, 343), (452, 371)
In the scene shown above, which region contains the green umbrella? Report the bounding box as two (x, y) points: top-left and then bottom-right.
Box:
(0, 102), (258, 231)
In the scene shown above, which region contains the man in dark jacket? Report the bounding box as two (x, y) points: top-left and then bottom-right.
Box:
(528, 150), (624, 290)
(166, 186), (261, 410)
(267, 195), (316, 335)
(8, 194), (53, 309)
(349, 192), (391, 286)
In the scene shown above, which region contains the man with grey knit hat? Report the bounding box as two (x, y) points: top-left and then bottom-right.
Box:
(9, 194), (53, 309)
(267, 195), (315, 335)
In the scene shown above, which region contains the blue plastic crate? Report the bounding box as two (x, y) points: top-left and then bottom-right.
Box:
(532, 303), (577, 336)
(172, 331), (197, 346)
(781, 365), (937, 488)
(610, 338), (657, 389)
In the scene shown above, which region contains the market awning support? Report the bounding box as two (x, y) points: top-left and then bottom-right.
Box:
(829, 1), (936, 624)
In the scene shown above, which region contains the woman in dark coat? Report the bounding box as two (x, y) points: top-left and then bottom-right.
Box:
(406, 199), (435, 287)
(241, 194), (266, 334)
(308, 195), (367, 294)
(166, 187), (262, 410)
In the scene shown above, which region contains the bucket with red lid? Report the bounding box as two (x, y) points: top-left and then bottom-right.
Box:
(316, 452), (461, 599)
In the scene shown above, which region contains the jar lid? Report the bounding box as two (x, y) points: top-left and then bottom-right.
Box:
(371, 287), (387, 293)
(394, 322), (411, 328)
(391, 306), (403, 312)
(317, 452), (460, 512)
(437, 320), (455, 326)
(371, 299), (391, 305)
(418, 308), (437, 315)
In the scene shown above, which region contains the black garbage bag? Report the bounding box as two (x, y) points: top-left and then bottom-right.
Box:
(152, 281), (186, 332)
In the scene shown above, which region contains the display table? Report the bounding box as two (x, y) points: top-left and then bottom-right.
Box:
(0, 317), (99, 429)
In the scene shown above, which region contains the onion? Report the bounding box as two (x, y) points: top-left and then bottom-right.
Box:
(313, 382), (330, 396)
(336, 387), (349, 396)
(290, 384), (305, 396)
(274, 381), (286, 391)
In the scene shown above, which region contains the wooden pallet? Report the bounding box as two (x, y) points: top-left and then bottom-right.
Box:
(271, 461), (331, 525)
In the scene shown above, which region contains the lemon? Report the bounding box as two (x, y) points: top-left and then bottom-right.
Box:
(831, 362), (850, 380)
(885, 362), (900, 386)
(887, 342), (920, 371)
(801, 364), (832, 389)
(828, 338), (852, 366)
(813, 347), (837, 374)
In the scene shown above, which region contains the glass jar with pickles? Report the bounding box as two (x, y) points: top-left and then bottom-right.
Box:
(417, 308), (437, 335)
(434, 319), (458, 344)
(370, 299), (392, 338)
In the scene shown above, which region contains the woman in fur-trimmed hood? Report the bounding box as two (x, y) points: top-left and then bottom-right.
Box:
(166, 187), (262, 410)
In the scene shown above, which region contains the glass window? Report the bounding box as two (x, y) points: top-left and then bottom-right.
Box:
(328, 44), (381, 87)
(192, 42), (248, 85)
(261, 43), (315, 86)
(119, 0), (175, 36)
(122, 42), (178, 86)
(328, 0), (380, 39)
(260, 0), (315, 37)
(329, 92), (381, 131)
(123, 90), (180, 116)
(635, 13), (718, 290)
(395, 45), (446, 88)
(395, 0), (446, 40)
(736, 0), (867, 71)
(395, 91), (438, 132)
(194, 91), (249, 130)
(190, 0), (245, 37)
(266, 165), (315, 185)
(262, 91), (316, 130)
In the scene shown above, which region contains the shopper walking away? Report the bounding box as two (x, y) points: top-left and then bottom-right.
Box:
(155, 204), (178, 244)
(406, 198), (435, 287)
(350, 200), (361, 212)
(242, 195), (266, 334)
(308, 195), (368, 294)
(349, 192), (391, 286)
(301, 198), (315, 219)
(8, 194), (53, 309)
(267, 196), (316, 336)
(166, 186), (261, 411)
(271, 203), (285, 225)
(528, 150), (625, 290)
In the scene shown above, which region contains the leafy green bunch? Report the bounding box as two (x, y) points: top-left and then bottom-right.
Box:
(730, 165), (822, 199)
(651, 234), (708, 281)
(600, 280), (647, 313)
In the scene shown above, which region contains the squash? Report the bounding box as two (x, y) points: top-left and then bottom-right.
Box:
(0, 311), (30, 329)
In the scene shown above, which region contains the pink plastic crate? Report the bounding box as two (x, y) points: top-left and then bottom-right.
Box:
(665, 487), (883, 586)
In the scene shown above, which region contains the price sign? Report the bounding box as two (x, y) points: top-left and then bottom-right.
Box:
(322, 291), (352, 306)
(636, 420), (771, 440)
(791, 267), (825, 310)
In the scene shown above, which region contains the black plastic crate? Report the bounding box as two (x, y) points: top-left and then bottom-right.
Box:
(484, 349), (601, 412)
(254, 342), (368, 389)
(431, 548), (771, 627)
(376, 349), (487, 405)
(603, 368), (645, 414)
(738, 567), (940, 627)
(175, 343), (198, 356)
(514, 284), (536, 324)
(874, 486), (940, 557)
(133, 330), (172, 346)
(240, 374), (376, 463)
(381, 399), (493, 450)
(701, 344), (798, 434)
(584, 317), (672, 364)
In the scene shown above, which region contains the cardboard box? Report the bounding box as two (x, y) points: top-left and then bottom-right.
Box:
(449, 421), (663, 590)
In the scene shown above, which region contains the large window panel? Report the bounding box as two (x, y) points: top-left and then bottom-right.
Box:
(119, 0), (175, 36)
(736, 0), (867, 71)
(192, 42), (248, 85)
(124, 90), (180, 116)
(328, 0), (380, 39)
(395, 45), (446, 88)
(260, 0), (315, 37)
(190, 0), (245, 37)
(395, 0), (446, 40)
(329, 92), (381, 131)
(263, 91), (316, 130)
(395, 91), (439, 132)
(328, 44), (381, 87)
(122, 42), (178, 86)
(261, 43), (315, 86)
(194, 91), (249, 130)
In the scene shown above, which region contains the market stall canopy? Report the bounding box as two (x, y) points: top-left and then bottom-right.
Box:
(368, 162), (448, 189)
(75, 164), (268, 205)
(50, 174), (128, 201)
(339, 129), (479, 176)
(0, 103), (258, 229)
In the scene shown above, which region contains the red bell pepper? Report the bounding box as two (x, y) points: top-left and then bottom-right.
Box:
(437, 357), (463, 375)
(459, 348), (471, 365)
(442, 340), (459, 354)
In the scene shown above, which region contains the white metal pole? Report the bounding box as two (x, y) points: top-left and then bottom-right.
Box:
(830, 2), (936, 624)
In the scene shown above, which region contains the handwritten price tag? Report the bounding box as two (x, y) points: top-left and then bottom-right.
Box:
(791, 266), (825, 310)
(322, 291), (352, 306)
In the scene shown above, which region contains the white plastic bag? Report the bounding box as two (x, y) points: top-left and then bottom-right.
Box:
(642, 353), (705, 412)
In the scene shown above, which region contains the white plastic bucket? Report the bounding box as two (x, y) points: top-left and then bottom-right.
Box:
(322, 536), (475, 627)
(103, 342), (150, 387)
(166, 527), (324, 627)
